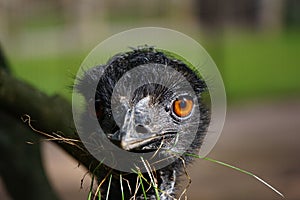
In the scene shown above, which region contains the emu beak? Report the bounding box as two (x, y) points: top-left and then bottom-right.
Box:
(110, 129), (157, 151)
(120, 132), (157, 151)
(109, 108), (157, 151)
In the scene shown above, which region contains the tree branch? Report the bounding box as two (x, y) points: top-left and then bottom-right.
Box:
(0, 68), (100, 181)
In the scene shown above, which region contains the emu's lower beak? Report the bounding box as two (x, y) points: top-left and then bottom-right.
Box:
(109, 130), (157, 151)
(120, 133), (158, 151)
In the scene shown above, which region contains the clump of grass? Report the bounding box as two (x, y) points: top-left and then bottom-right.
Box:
(89, 153), (284, 200)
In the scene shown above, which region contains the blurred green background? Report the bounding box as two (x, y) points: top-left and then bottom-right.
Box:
(0, 0), (299, 200)
(1, 0), (299, 102)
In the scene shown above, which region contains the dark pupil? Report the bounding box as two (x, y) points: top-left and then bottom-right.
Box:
(179, 99), (187, 108)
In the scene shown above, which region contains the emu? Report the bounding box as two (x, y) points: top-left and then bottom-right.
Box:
(76, 47), (210, 199)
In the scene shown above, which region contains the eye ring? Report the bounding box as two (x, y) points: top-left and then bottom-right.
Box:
(172, 95), (194, 118)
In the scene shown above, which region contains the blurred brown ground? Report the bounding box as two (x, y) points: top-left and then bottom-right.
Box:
(1, 98), (299, 200)
(188, 98), (300, 200)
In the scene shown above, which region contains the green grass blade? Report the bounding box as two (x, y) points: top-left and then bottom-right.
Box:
(204, 157), (284, 198)
(185, 153), (284, 198)
(120, 174), (125, 200)
(98, 190), (101, 200)
(87, 191), (92, 200)
(138, 172), (147, 200)
(140, 157), (160, 200)
(105, 174), (113, 200)
(87, 161), (104, 200)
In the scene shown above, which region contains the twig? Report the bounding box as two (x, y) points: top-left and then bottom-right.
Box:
(21, 114), (85, 151)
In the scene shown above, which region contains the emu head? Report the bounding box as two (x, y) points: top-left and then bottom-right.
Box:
(76, 47), (210, 166)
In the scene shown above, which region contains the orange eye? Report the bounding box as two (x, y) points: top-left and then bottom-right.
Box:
(172, 96), (194, 118)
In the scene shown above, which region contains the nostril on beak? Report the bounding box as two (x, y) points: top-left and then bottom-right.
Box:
(135, 125), (148, 134)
